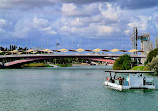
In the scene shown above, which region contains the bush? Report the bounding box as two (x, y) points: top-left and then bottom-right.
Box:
(113, 54), (133, 70)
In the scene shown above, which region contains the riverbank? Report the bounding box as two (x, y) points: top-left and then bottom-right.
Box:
(72, 63), (90, 67)
(22, 62), (110, 67)
(23, 62), (73, 67)
(23, 63), (50, 67)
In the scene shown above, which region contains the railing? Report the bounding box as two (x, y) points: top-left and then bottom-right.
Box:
(0, 53), (147, 58)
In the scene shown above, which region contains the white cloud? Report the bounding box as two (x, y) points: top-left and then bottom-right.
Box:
(13, 18), (32, 37)
(61, 17), (83, 27)
(152, 13), (158, 28)
(41, 27), (57, 35)
(0, 19), (6, 26)
(62, 3), (77, 16)
(33, 17), (57, 35)
(0, 19), (7, 33)
(99, 3), (120, 22)
(61, 3), (99, 17)
(33, 17), (49, 29)
(128, 16), (152, 31)
(60, 22), (118, 37)
(13, 17), (57, 37)
(124, 30), (130, 35)
(59, 3), (121, 37)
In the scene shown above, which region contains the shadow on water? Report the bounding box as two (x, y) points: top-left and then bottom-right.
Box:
(122, 89), (157, 93)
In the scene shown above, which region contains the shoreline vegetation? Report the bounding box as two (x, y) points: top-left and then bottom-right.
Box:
(22, 63), (52, 67)
(21, 58), (107, 67)
(22, 58), (88, 67)
(22, 62), (103, 67)
(22, 63), (72, 67)
(22, 62), (92, 67)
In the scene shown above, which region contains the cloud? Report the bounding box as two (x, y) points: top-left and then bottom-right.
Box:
(58, 3), (121, 37)
(119, 0), (158, 9)
(13, 18), (32, 37)
(1, 0), (158, 10)
(61, 3), (99, 17)
(60, 22), (119, 37)
(1, 0), (158, 49)
(124, 30), (130, 35)
(0, 0), (56, 9)
(99, 3), (120, 22)
(13, 17), (56, 38)
(60, 0), (111, 4)
(152, 13), (158, 29)
(127, 16), (152, 31)
(0, 0), (112, 9)
(33, 17), (57, 35)
(0, 19), (6, 25)
(0, 19), (8, 33)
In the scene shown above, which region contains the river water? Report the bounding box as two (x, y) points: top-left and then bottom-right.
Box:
(0, 66), (158, 111)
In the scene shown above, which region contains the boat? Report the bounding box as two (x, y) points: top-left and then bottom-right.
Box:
(103, 70), (156, 91)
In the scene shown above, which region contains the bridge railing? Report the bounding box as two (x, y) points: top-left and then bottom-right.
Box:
(0, 53), (147, 58)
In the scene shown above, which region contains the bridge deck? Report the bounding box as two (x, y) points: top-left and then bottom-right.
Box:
(0, 54), (147, 59)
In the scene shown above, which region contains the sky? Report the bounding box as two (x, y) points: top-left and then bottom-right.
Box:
(0, 0), (158, 51)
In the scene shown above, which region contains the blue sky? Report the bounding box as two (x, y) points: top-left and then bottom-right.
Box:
(0, 0), (158, 50)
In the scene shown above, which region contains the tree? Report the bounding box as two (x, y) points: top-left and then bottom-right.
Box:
(9, 45), (12, 51)
(113, 54), (133, 70)
(155, 37), (158, 48)
(147, 56), (158, 74)
(145, 48), (158, 64)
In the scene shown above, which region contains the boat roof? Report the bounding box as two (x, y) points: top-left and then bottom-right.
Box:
(105, 70), (154, 73)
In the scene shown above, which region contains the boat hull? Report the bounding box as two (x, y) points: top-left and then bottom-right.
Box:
(103, 81), (155, 91)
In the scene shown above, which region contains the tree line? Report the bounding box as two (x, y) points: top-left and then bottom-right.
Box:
(0, 45), (28, 51)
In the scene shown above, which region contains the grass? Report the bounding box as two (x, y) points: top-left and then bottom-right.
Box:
(23, 63), (48, 67)
(130, 66), (149, 71)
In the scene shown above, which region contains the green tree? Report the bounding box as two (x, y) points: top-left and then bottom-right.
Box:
(147, 56), (158, 74)
(113, 54), (132, 70)
(145, 48), (158, 65)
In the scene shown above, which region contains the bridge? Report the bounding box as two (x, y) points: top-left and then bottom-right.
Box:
(0, 54), (146, 68)
(0, 27), (150, 68)
(0, 54), (146, 59)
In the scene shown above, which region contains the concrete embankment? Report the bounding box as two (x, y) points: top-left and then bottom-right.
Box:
(72, 63), (90, 67)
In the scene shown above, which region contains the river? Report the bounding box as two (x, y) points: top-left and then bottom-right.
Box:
(0, 66), (157, 111)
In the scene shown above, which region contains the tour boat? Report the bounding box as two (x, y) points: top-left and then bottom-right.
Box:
(103, 70), (156, 91)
